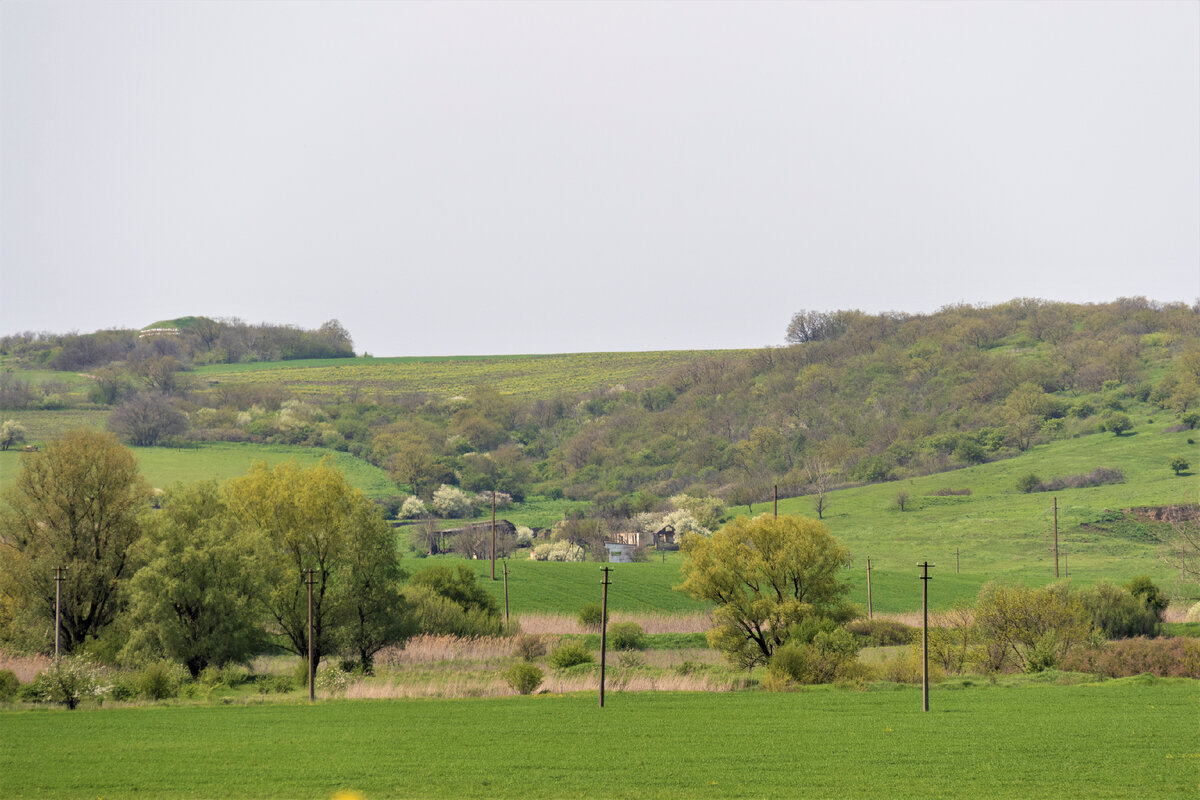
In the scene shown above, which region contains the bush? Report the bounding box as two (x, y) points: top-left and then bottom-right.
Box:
(1062, 637), (1200, 678)
(974, 582), (1093, 672)
(1016, 473), (1041, 494)
(398, 495), (427, 519)
(107, 676), (137, 702)
(33, 656), (101, 709)
(512, 634), (548, 662)
(608, 622), (646, 651)
(530, 540), (586, 562)
(1079, 580), (1163, 639)
(432, 484), (474, 518)
(845, 618), (916, 647)
(314, 665), (349, 694)
(578, 603), (604, 630)
(137, 660), (185, 700)
(1170, 455), (1189, 475)
(0, 669), (18, 701)
(502, 663), (544, 695)
(767, 627), (860, 685)
(548, 642), (594, 669)
(1100, 412), (1132, 435)
(876, 641), (947, 684)
(1020, 468), (1125, 493)
(256, 674), (294, 694)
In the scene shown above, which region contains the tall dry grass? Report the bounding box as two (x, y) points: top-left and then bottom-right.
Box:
(516, 611), (711, 634)
(378, 635), (515, 665)
(0, 651), (50, 683)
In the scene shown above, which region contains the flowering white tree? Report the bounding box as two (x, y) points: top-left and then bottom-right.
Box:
(432, 484), (474, 518)
(398, 495), (427, 519)
(662, 509), (711, 540)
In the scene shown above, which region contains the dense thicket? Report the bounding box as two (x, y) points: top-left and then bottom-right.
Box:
(0, 316), (353, 373)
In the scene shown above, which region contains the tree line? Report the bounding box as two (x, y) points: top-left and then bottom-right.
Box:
(0, 430), (506, 676)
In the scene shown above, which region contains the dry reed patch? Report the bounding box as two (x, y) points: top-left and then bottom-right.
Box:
(516, 611), (712, 634)
(545, 672), (739, 693)
(0, 651), (50, 683)
(378, 635), (514, 665)
(345, 674), (510, 700)
(1163, 603), (1190, 623)
(872, 611), (924, 627)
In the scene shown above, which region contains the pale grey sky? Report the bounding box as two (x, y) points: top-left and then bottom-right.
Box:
(2, 1), (1197, 356)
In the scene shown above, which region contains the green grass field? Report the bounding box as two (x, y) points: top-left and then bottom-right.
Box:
(2, 680), (1195, 799)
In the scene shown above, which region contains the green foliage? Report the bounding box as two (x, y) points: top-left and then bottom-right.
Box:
(1078, 581), (1162, 639)
(547, 641), (594, 669)
(577, 603), (603, 629)
(767, 624), (859, 685)
(974, 582), (1094, 672)
(1169, 455), (1189, 475)
(1100, 412), (1132, 436)
(0, 419), (27, 450)
(501, 662), (544, 695)
(845, 618), (916, 646)
(410, 564), (498, 616)
(607, 621), (646, 651)
(124, 482), (267, 677)
(136, 660), (185, 700)
(678, 514), (852, 668)
(32, 655), (101, 709)
(0, 429), (150, 652)
(224, 459), (409, 671)
(0, 668), (19, 700)
(1016, 473), (1041, 494)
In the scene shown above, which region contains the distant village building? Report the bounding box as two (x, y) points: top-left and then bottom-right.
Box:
(604, 542), (635, 563)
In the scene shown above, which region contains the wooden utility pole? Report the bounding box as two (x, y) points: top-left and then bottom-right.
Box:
(305, 568), (316, 702)
(1053, 497), (1060, 579)
(866, 557), (873, 620)
(491, 491), (497, 581)
(599, 567), (611, 708)
(54, 566), (66, 665)
(918, 561), (934, 712)
(502, 558), (510, 625)
(773, 484), (778, 518)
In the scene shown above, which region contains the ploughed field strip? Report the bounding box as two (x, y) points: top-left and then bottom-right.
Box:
(2, 680), (1195, 799)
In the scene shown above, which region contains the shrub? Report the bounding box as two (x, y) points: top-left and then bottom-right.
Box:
(33, 656), (101, 709)
(0, 669), (18, 701)
(530, 540), (586, 562)
(1021, 468), (1125, 493)
(137, 660), (185, 700)
(398, 495), (427, 519)
(432, 484), (474, 518)
(314, 665), (349, 694)
(1182, 411), (1200, 430)
(876, 641), (947, 684)
(578, 603), (604, 630)
(548, 642), (594, 669)
(502, 663), (544, 695)
(608, 622), (646, 651)
(256, 674), (293, 694)
(768, 627), (859, 685)
(1016, 473), (1041, 494)
(845, 618), (916, 647)
(512, 634), (548, 662)
(974, 582), (1093, 672)
(1079, 580), (1163, 639)
(1062, 637), (1200, 678)
(1170, 455), (1189, 475)
(107, 676), (137, 702)
(1100, 412), (1132, 435)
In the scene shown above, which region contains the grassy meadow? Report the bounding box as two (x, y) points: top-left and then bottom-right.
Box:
(2, 680), (1195, 799)
(191, 350), (743, 401)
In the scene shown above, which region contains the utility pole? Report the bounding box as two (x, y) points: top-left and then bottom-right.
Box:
(918, 561), (934, 712)
(54, 566), (66, 665)
(305, 568), (316, 702)
(773, 484), (778, 518)
(599, 567), (611, 709)
(866, 557), (873, 620)
(503, 558), (510, 626)
(491, 490), (497, 581)
(1053, 497), (1059, 579)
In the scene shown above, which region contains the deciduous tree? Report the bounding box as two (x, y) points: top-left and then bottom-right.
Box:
(676, 514), (852, 668)
(0, 430), (150, 652)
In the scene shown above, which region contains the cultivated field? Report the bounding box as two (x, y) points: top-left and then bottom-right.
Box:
(2, 680), (1195, 799)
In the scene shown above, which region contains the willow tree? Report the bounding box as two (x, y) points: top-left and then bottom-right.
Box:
(676, 514), (853, 668)
(0, 429), (150, 652)
(224, 459), (407, 672)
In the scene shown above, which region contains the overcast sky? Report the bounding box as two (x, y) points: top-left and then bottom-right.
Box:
(2, 1), (1197, 357)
